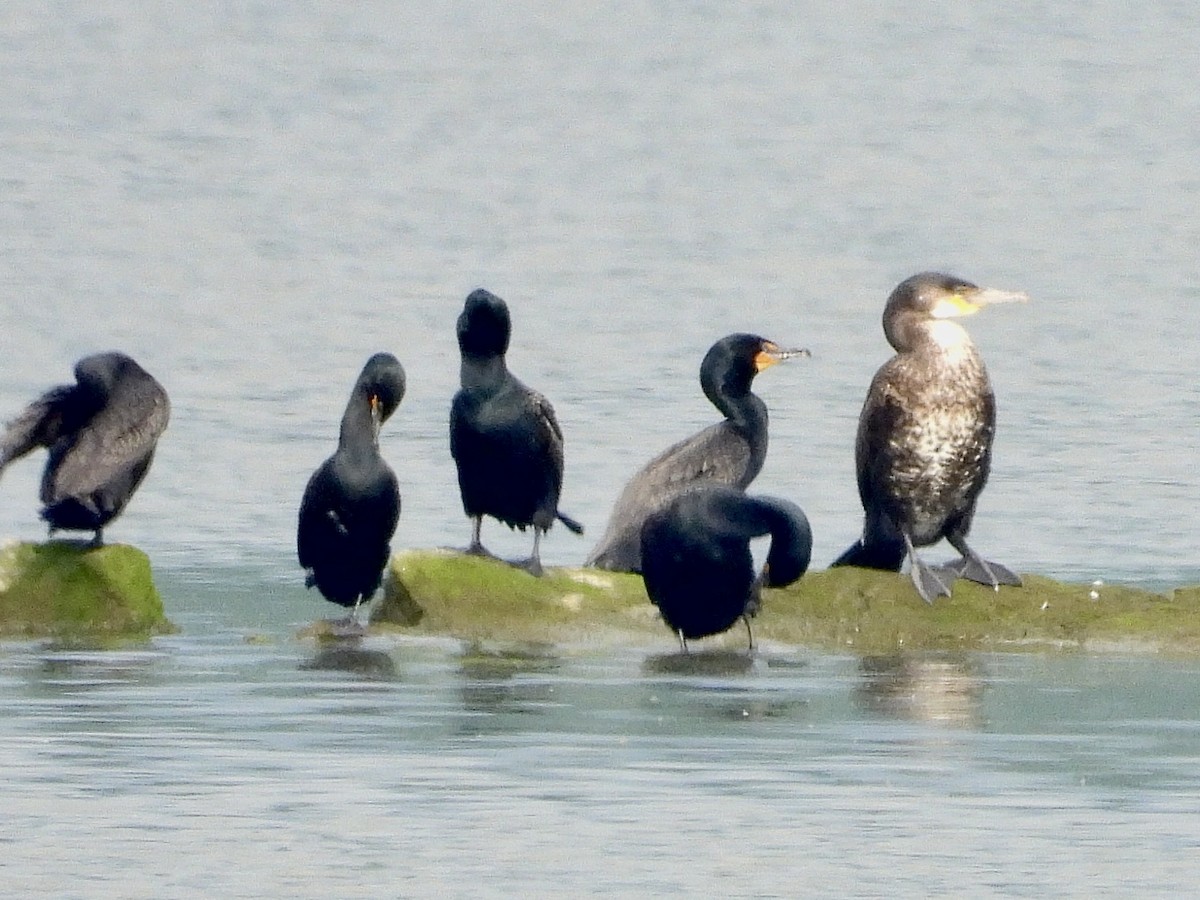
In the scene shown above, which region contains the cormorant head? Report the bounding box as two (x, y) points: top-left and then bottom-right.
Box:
(74, 352), (136, 396)
(358, 352), (406, 426)
(700, 334), (808, 406)
(457, 289), (512, 359)
(883, 272), (1027, 352)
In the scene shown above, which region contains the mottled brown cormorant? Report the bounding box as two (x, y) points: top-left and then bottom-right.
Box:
(640, 484), (812, 652)
(831, 272), (1026, 603)
(586, 333), (807, 573)
(0, 352), (170, 545)
(298, 353), (405, 620)
(449, 289), (582, 576)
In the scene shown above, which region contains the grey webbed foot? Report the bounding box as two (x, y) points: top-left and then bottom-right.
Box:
(905, 534), (955, 604)
(947, 555), (1022, 590)
(516, 556), (545, 577)
(909, 558), (956, 604)
(945, 536), (1022, 590)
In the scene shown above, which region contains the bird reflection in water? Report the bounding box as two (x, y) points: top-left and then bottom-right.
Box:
(642, 648), (760, 678)
(457, 643), (561, 723)
(300, 635), (398, 680)
(856, 654), (982, 728)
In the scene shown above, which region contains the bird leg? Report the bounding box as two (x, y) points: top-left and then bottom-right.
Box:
(88, 528), (104, 549)
(741, 614), (756, 654)
(904, 534), (956, 604)
(516, 529), (545, 577)
(944, 534), (1022, 590)
(676, 630), (690, 654)
(464, 516), (498, 560)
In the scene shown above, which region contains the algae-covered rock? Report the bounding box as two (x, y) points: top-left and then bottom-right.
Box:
(374, 549), (1200, 654)
(0, 540), (173, 638)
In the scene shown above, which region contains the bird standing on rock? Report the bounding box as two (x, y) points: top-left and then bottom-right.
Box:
(586, 333), (807, 574)
(831, 271), (1026, 604)
(0, 351), (170, 546)
(298, 353), (406, 623)
(640, 484), (812, 652)
(450, 289), (582, 576)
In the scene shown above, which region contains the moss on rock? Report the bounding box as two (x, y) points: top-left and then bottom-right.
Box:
(372, 549), (1200, 654)
(0, 540), (173, 638)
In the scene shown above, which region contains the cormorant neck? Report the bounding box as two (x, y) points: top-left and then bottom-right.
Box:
(338, 395), (380, 458)
(761, 502), (813, 587)
(460, 354), (508, 392)
(886, 314), (975, 359)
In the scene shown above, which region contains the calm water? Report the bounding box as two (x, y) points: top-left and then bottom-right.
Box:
(2, 1), (1199, 895)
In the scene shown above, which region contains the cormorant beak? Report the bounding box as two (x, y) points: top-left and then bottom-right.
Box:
(754, 342), (811, 372)
(369, 394), (383, 429)
(933, 287), (1029, 319)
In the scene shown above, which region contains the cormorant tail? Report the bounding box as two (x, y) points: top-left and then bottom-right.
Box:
(830, 538), (906, 572)
(556, 511), (584, 535)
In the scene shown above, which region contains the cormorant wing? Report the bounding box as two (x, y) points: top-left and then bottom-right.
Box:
(0, 385), (76, 474)
(527, 388), (565, 473)
(586, 421), (751, 569)
(854, 370), (904, 513)
(42, 380), (170, 503)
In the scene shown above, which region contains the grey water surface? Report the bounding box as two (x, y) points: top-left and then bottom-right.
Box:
(2, 1), (1199, 895)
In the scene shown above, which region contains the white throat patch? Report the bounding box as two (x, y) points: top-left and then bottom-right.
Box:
(927, 319), (973, 357)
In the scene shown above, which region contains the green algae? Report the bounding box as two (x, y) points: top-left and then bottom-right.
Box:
(371, 549), (1200, 654)
(0, 541), (174, 639)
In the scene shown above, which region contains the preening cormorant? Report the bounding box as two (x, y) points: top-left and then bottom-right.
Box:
(0, 352), (170, 545)
(640, 484), (812, 652)
(586, 333), (807, 573)
(298, 353), (405, 619)
(449, 289), (582, 576)
(831, 271), (1026, 603)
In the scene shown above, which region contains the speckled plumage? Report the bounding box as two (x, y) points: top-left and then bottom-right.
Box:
(0, 352), (169, 545)
(833, 272), (1024, 602)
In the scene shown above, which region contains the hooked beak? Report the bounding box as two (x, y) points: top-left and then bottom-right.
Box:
(933, 286), (1029, 318)
(754, 342), (811, 372)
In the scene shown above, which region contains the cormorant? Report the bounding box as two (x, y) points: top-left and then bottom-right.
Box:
(449, 289), (582, 576)
(0, 352), (170, 545)
(298, 353), (406, 620)
(831, 271), (1026, 603)
(586, 333), (807, 573)
(640, 484), (812, 652)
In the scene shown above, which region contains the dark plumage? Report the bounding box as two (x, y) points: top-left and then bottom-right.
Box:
(831, 272), (1026, 603)
(0, 352), (169, 545)
(449, 289), (582, 576)
(298, 353), (405, 617)
(640, 484), (812, 651)
(586, 333), (807, 573)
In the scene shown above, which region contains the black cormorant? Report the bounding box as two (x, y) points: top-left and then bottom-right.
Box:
(831, 271), (1026, 603)
(640, 484), (812, 652)
(449, 289), (582, 576)
(586, 333), (807, 573)
(298, 353), (406, 620)
(0, 352), (170, 545)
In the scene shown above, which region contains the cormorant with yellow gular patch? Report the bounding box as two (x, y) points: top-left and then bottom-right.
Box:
(586, 333), (807, 573)
(831, 272), (1026, 603)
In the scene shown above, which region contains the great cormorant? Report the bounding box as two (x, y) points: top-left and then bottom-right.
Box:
(0, 352), (170, 545)
(831, 271), (1026, 603)
(586, 333), (806, 573)
(449, 289), (582, 576)
(298, 353), (405, 620)
(640, 484), (812, 651)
